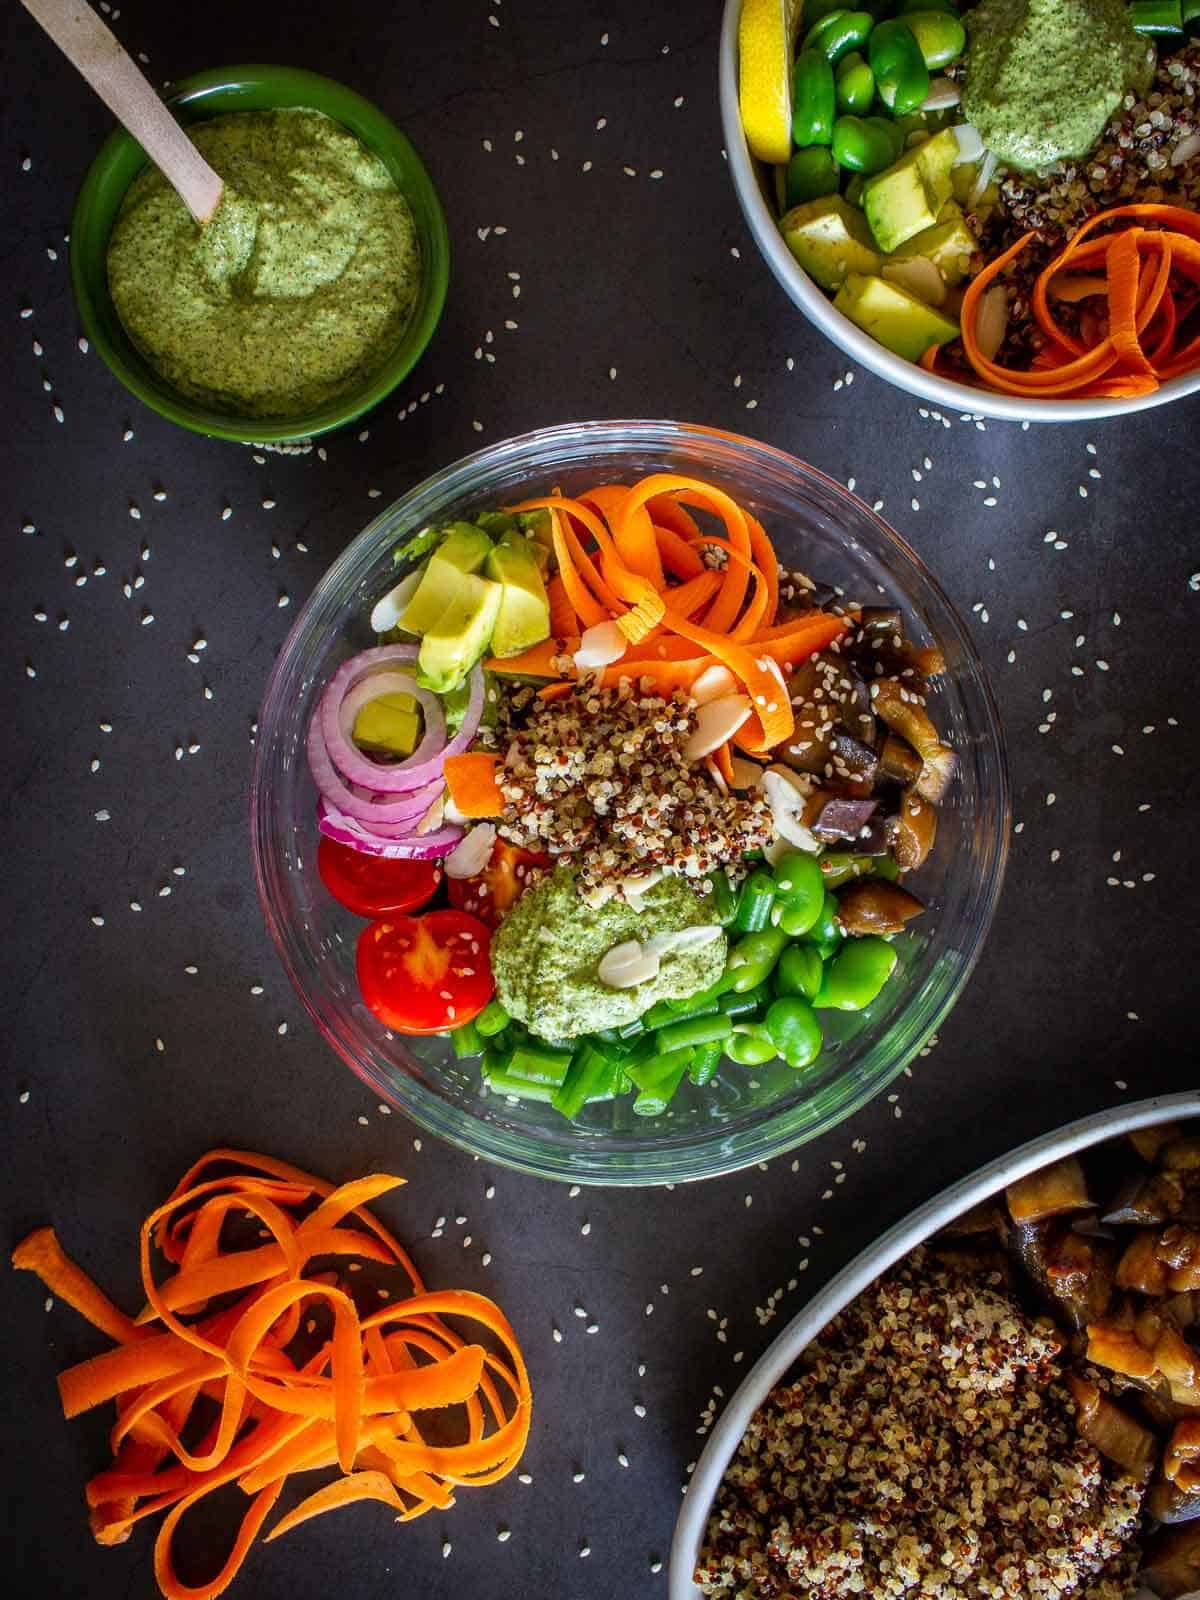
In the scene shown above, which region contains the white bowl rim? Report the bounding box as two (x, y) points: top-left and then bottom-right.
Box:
(718, 0), (1200, 424)
(669, 1089), (1200, 1596)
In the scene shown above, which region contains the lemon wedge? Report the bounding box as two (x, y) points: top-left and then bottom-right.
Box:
(738, 0), (804, 166)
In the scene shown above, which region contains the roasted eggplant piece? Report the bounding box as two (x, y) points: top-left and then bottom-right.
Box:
(891, 789), (938, 872)
(1007, 1156), (1091, 1225)
(877, 733), (923, 787)
(1010, 1220), (1114, 1333)
(1164, 1139), (1200, 1173)
(1165, 1418), (1200, 1494)
(1147, 1476), (1200, 1526)
(781, 651), (874, 776)
(939, 1198), (1008, 1239)
(1130, 1123), (1184, 1163)
(1104, 1170), (1186, 1226)
(1087, 1322), (1159, 1381)
(870, 677), (957, 804)
(827, 730), (879, 788)
(1160, 1228), (1200, 1294)
(1118, 1229), (1172, 1297)
(812, 796), (878, 842)
(835, 879), (925, 935)
(1142, 1521), (1200, 1595)
(1067, 1373), (1159, 1481)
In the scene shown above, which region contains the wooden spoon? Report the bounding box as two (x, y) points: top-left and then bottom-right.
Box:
(21, 0), (224, 223)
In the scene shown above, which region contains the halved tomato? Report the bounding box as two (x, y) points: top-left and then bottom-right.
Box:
(357, 909), (494, 1034)
(447, 839), (551, 929)
(318, 838), (442, 919)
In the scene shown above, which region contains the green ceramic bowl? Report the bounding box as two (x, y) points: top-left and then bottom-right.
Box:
(70, 64), (450, 444)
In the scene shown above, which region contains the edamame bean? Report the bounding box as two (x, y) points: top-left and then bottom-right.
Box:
(726, 1023), (779, 1067)
(771, 849), (825, 922)
(475, 999), (511, 1037)
(814, 935), (898, 1010)
(785, 146), (840, 206)
(868, 18), (930, 114)
(765, 996), (824, 1069)
(734, 868), (777, 933)
(832, 114), (897, 174)
(867, 115), (907, 160)
(802, 9), (849, 50)
(898, 9), (966, 68)
(819, 851), (901, 890)
(811, 9), (875, 63)
(724, 927), (788, 993)
(835, 51), (876, 114)
(791, 49), (837, 146)
(775, 944), (825, 1001)
(809, 892), (842, 949)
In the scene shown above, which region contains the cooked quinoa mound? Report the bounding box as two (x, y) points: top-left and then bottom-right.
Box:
(695, 1249), (1145, 1600)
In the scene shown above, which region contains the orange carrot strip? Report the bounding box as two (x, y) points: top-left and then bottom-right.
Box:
(646, 493), (703, 542)
(485, 636), (574, 677)
(14, 1227), (148, 1345)
(581, 483), (665, 588)
(542, 505), (607, 627)
(264, 1470), (409, 1544)
(1107, 228), (1152, 375)
(512, 499), (622, 617)
(304, 1174), (407, 1234)
(443, 752), (505, 818)
(538, 681), (575, 703)
(546, 574), (577, 636)
(712, 742), (735, 785)
(653, 523), (706, 580)
(646, 611), (792, 751)
(750, 612), (850, 672)
(153, 1480), (284, 1600)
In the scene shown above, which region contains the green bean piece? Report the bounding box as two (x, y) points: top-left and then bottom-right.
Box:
(734, 868), (777, 933)
(616, 1016), (646, 1039)
(791, 50), (837, 147)
(770, 849), (825, 929)
(553, 1042), (619, 1120)
(508, 1042), (574, 1086)
(724, 927), (788, 993)
(835, 51), (876, 115)
(868, 18), (930, 114)
(710, 867), (739, 926)
(654, 1013), (733, 1054)
(725, 1022), (779, 1067)
(474, 999), (511, 1038)
(717, 982), (772, 1018)
(483, 1069), (558, 1104)
(628, 1046), (694, 1115)
(785, 146), (841, 207)
(451, 1020), (483, 1058)
(642, 996), (719, 1031)
(775, 943), (825, 1002)
(481, 1037), (513, 1078)
(1131, 0), (1182, 31)
(1185, 0), (1200, 36)
(688, 1040), (724, 1087)
(765, 997), (825, 1070)
(897, 8), (966, 67)
(814, 935), (899, 1010)
(812, 9), (875, 63)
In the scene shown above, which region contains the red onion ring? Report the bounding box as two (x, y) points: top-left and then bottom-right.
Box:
(306, 714), (445, 825)
(319, 648), (444, 794)
(317, 800), (464, 859)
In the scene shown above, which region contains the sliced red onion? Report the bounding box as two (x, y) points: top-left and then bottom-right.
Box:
(306, 713), (444, 825)
(319, 648), (444, 794)
(317, 800), (463, 859)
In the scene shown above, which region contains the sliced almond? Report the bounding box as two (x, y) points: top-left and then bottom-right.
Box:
(921, 77), (961, 112)
(685, 694), (752, 761)
(573, 620), (627, 670)
(728, 756), (763, 790)
(597, 939), (660, 989)
(369, 569), (423, 635)
(976, 284), (1009, 362)
(690, 664), (737, 705)
(444, 822), (496, 879)
(761, 767), (820, 853)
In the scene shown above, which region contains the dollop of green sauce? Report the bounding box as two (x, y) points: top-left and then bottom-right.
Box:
(962, 0), (1153, 172)
(491, 866), (727, 1041)
(107, 109), (421, 419)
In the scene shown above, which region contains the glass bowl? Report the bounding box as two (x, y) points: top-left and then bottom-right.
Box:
(70, 64), (450, 445)
(717, 0), (1200, 424)
(251, 421), (1010, 1185)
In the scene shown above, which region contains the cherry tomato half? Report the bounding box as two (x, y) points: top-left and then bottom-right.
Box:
(318, 838), (442, 919)
(357, 909), (494, 1034)
(447, 839), (551, 929)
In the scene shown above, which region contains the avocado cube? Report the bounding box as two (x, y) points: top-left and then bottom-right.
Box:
(834, 273), (959, 364)
(352, 692), (420, 757)
(862, 127), (958, 254)
(888, 201), (979, 287)
(416, 574), (503, 694)
(486, 533), (552, 659)
(780, 196), (881, 293)
(399, 523), (493, 636)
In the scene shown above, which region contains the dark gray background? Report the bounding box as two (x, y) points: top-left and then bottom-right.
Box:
(2, 2), (1197, 1596)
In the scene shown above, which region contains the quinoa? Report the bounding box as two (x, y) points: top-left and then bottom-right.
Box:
(695, 1248), (1145, 1600)
(487, 681), (773, 902)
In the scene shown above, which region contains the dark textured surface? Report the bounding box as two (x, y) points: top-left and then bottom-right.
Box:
(2, 2), (1198, 1597)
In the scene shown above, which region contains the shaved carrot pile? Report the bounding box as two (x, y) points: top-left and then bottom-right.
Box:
(960, 205), (1200, 399)
(492, 474), (854, 758)
(12, 1150), (531, 1600)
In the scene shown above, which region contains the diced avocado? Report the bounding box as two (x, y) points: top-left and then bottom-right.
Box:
(834, 273), (959, 364)
(780, 196), (881, 293)
(416, 573), (503, 693)
(398, 522), (493, 636)
(486, 533), (552, 659)
(862, 127), (958, 253)
(888, 202), (978, 286)
(475, 510), (520, 540)
(352, 692), (420, 757)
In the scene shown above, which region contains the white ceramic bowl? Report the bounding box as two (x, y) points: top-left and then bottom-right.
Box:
(718, 0), (1200, 423)
(669, 1089), (1200, 1597)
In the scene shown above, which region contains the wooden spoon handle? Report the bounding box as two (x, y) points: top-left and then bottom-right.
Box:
(21, 0), (224, 223)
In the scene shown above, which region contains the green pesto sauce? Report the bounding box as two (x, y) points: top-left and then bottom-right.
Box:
(491, 867), (727, 1041)
(962, 0), (1154, 172)
(107, 109), (421, 419)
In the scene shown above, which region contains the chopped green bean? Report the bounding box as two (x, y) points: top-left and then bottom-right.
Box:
(553, 1043), (619, 1120)
(483, 1069), (558, 1104)
(710, 868), (739, 926)
(508, 1042), (573, 1086)
(451, 1020), (483, 1058)
(717, 982), (772, 1018)
(688, 1041), (723, 1087)
(734, 869), (777, 933)
(629, 1046), (693, 1116)
(654, 1014), (734, 1053)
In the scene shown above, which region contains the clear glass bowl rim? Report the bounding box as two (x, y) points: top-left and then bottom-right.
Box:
(251, 420), (1011, 1185)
